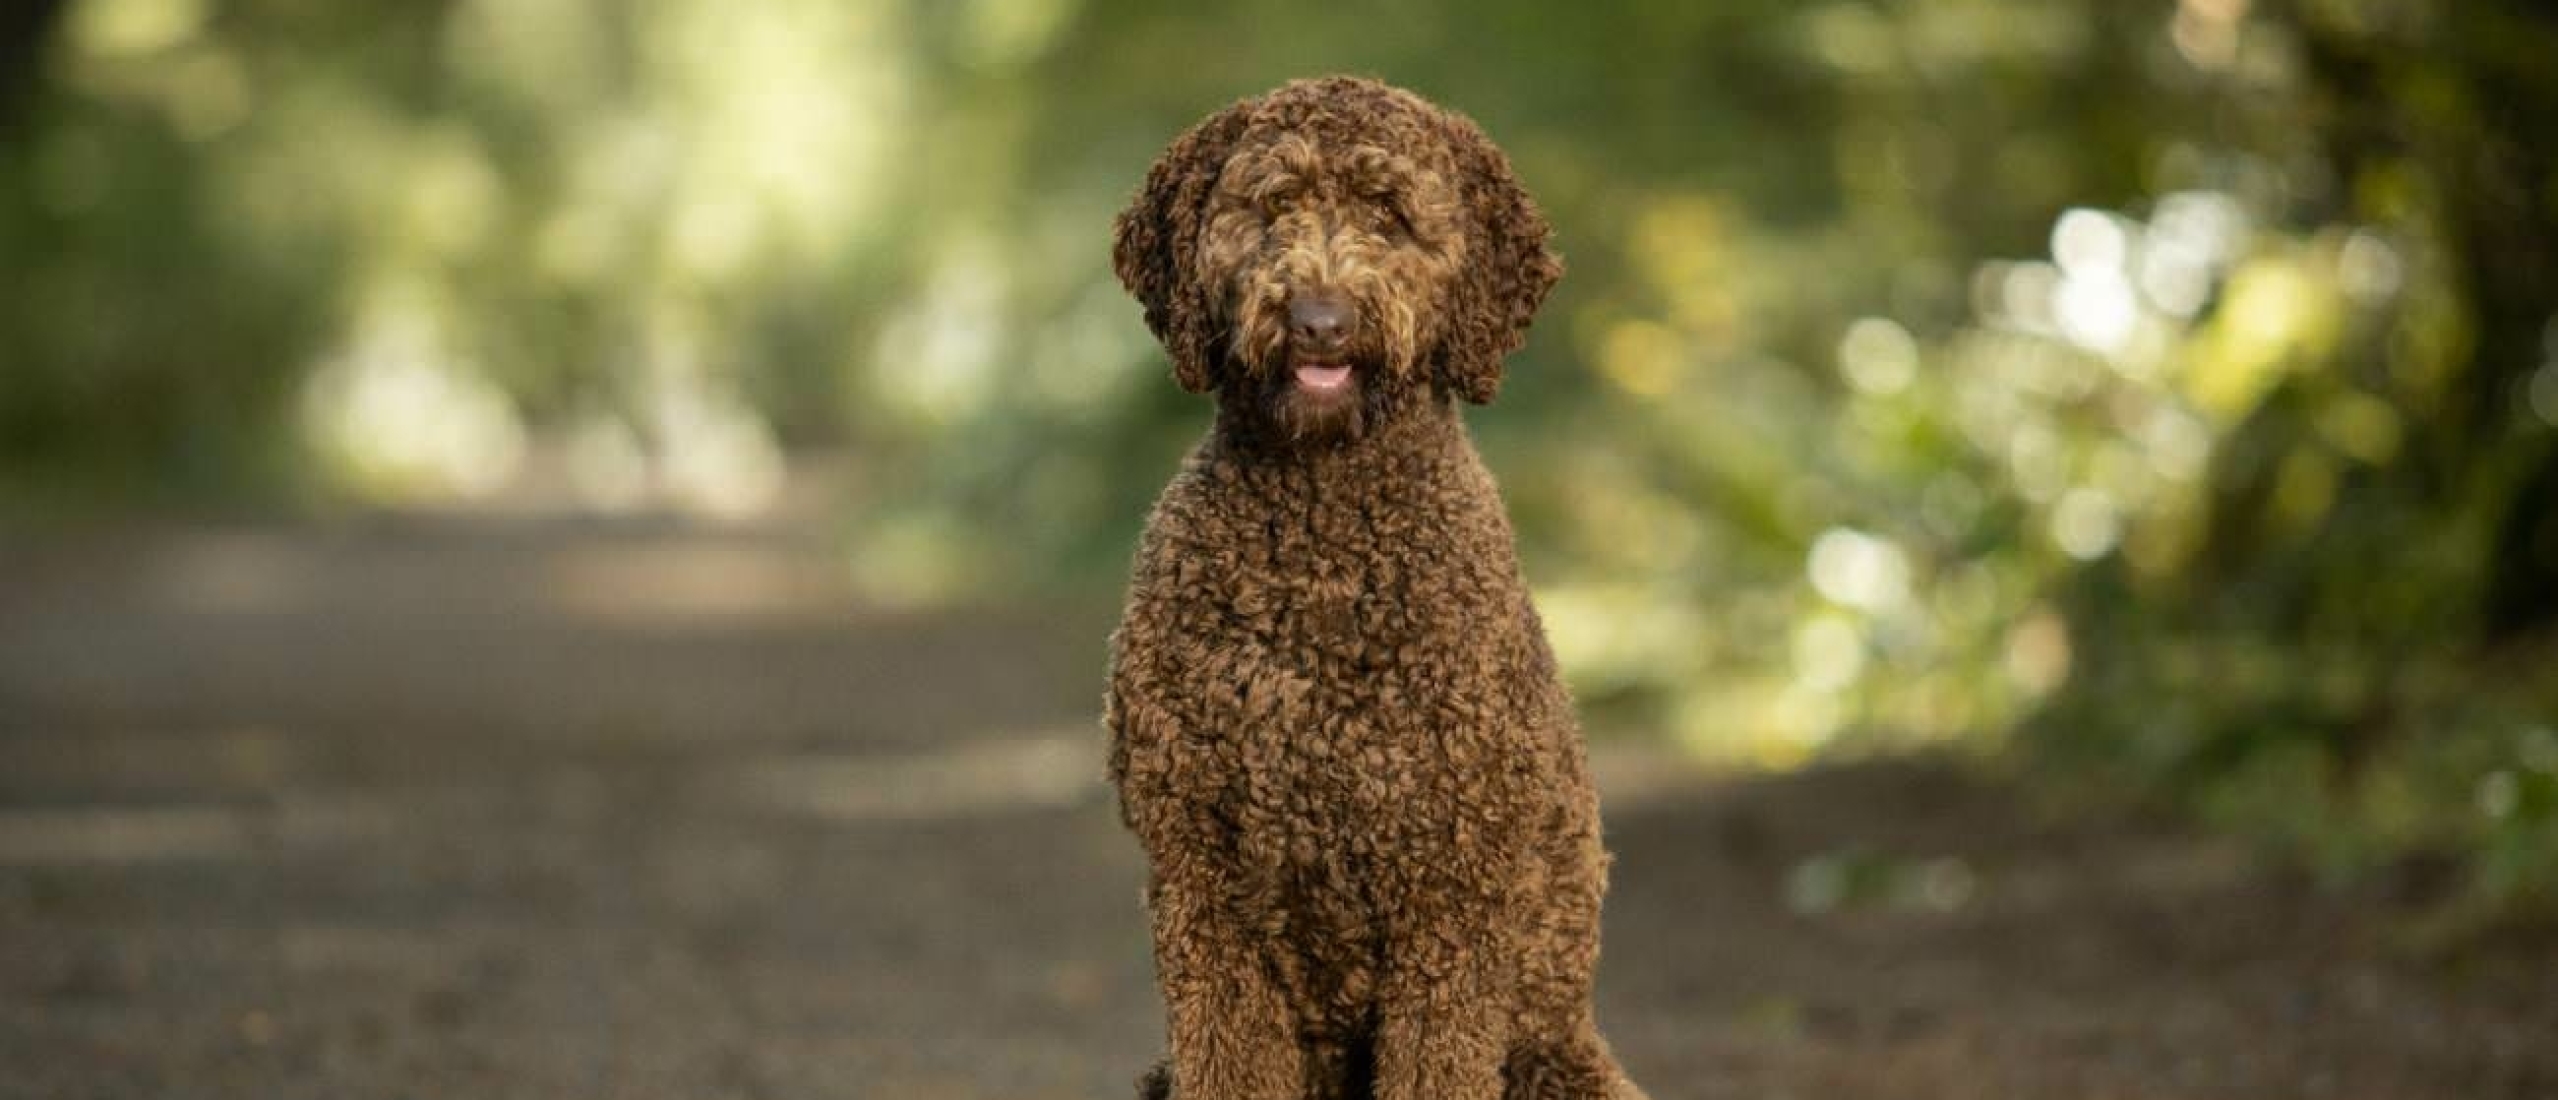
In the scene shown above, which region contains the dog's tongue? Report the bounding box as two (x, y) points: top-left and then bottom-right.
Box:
(1294, 363), (1353, 392)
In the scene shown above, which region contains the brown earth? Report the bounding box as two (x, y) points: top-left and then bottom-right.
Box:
(1, 505), (2551, 1099)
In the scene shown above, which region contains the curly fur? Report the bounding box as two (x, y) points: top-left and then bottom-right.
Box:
(1105, 77), (1643, 1100)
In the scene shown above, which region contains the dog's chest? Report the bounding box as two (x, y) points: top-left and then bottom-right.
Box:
(1202, 553), (1532, 855)
(1129, 454), (1557, 886)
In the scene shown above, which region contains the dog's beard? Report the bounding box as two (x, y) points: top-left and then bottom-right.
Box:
(1232, 326), (1395, 445)
(1263, 366), (1373, 443)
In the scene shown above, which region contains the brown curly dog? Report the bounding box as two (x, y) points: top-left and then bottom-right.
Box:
(1104, 76), (1647, 1100)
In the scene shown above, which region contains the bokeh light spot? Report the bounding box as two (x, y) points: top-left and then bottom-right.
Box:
(1807, 527), (1912, 612)
(2050, 488), (2121, 559)
(69, 0), (207, 57)
(1839, 317), (1920, 395)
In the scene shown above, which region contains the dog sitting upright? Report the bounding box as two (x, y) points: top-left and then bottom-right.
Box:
(1105, 76), (1647, 1100)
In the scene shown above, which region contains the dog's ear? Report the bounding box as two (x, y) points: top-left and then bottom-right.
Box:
(1113, 100), (1252, 395)
(1432, 107), (1562, 405)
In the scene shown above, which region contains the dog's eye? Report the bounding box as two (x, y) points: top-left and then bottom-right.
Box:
(1365, 195), (1413, 236)
(1259, 190), (1301, 219)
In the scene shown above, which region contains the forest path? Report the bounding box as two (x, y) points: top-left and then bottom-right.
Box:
(1, 505), (2549, 1099)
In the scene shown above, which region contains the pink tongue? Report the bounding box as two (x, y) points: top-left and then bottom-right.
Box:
(1295, 363), (1353, 391)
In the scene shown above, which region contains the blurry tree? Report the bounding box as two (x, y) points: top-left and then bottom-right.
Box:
(1, 2), (70, 127)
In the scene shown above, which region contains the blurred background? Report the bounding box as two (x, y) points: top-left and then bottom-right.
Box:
(3, 0), (2556, 1097)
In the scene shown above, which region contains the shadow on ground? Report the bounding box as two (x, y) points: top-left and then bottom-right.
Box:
(1, 508), (2550, 1099)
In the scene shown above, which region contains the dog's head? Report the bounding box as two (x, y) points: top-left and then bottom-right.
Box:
(1113, 76), (1562, 443)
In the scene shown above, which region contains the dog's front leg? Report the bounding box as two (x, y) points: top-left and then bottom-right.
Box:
(1372, 926), (1508, 1100)
(1149, 876), (1306, 1100)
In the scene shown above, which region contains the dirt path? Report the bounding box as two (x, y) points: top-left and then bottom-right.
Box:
(1, 508), (2550, 1099)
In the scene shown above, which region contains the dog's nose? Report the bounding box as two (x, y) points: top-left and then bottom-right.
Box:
(1288, 294), (1352, 351)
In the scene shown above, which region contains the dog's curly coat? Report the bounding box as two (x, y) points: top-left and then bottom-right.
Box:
(1106, 77), (1646, 1100)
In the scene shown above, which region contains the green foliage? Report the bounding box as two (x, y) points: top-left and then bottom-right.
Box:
(2, 0), (2554, 924)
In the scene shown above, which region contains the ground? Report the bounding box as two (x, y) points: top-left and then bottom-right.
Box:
(1, 501), (2551, 1100)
